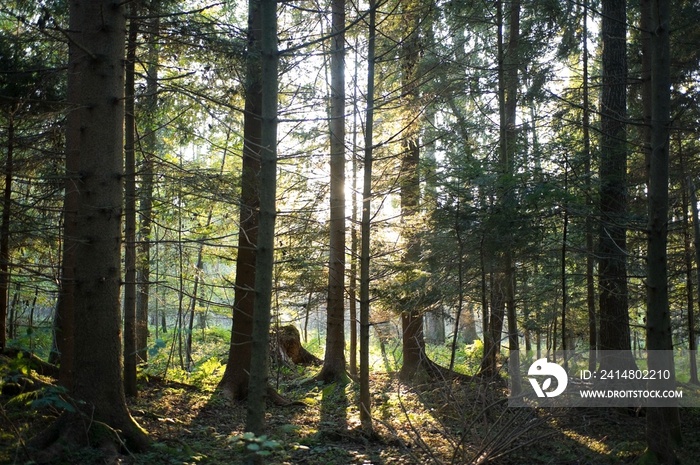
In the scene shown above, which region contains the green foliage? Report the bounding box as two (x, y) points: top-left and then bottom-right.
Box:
(5, 382), (74, 414)
(140, 327), (228, 390)
(424, 340), (483, 376)
(148, 338), (168, 358)
(6, 324), (54, 361)
(228, 432), (281, 457)
(188, 357), (222, 391)
(29, 385), (74, 412)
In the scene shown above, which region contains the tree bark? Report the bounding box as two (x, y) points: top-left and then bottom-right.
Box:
(52, 0), (87, 391)
(450, 202), (465, 371)
(582, 0), (597, 373)
(348, 38), (360, 379)
(185, 241), (205, 370)
(682, 170), (698, 385)
(398, 0), (424, 382)
(33, 0), (149, 451)
(123, 5), (139, 398)
(245, 0), (278, 434)
(503, 0), (521, 394)
(426, 311), (445, 345)
(597, 0), (635, 372)
(317, 0), (348, 384)
(644, 0), (681, 460)
(277, 325), (321, 365)
(360, 1), (376, 428)
(136, 5), (160, 365)
(218, 0), (263, 401)
(689, 178), (700, 384)
(0, 112), (14, 352)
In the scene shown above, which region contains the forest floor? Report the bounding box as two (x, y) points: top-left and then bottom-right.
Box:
(3, 362), (700, 465)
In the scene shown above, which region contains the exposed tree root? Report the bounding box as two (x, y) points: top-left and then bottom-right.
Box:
(26, 407), (150, 463)
(311, 367), (351, 385)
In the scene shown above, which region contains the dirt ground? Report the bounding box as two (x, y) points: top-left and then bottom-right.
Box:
(3, 365), (700, 464)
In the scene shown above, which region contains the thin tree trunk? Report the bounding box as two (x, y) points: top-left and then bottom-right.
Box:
(359, 0), (376, 430)
(0, 112), (14, 352)
(304, 290), (312, 342)
(185, 244), (204, 371)
(176, 178), (185, 370)
(689, 178), (700, 385)
(561, 157), (568, 371)
(645, 0), (681, 459)
(123, 6), (139, 398)
(348, 38), (359, 378)
(504, 0), (520, 393)
(52, 0), (84, 389)
(681, 143), (698, 384)
(8, 284), (18, 340)
(583, 0), (596, 373)
(317, 0), (348, 383)
(218, 0), (263, 400)
(493, 0), (521, 391)
(450, 201), (465, 372)
(136, 6), (160, 364)
(480, 234), (490, 354)
(245, 0), (278, 434)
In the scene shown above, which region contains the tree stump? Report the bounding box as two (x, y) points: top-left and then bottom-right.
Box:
(276, 325), (321, 366)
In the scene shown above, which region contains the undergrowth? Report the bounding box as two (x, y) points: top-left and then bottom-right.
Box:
(2, 326), (700, 464)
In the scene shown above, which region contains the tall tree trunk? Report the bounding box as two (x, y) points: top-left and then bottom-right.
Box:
(8, 286), (18, 340)
(561, 157), (568, 371)
(681, 169), (698, 385)
(32, 0), (149, 450)
(348, 38), (359, 379)
(690, 178), (700, 384)
(52, 0), (85, 389)
(359, 0), (376, 430)
(681, 134), (698, 385)
(641, 0), (653, 190)
(136, 6), (160, 364)
(123, 6), (139, 398)
(317, 0), (347, 383)
(245, 0), (278, 434)
(504, 0), (520, 394)
(644, 0), (681, 459)
(450, 201), (465, 372)
(218, 0), (263, 400)
(597, 0), (634, 371)
(0, 112), (14, 352)
(398, 0), (424, 382)
(582, 0), (596, 373)
(482, 0), (521, 388)
(480, 234), (490, 365)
